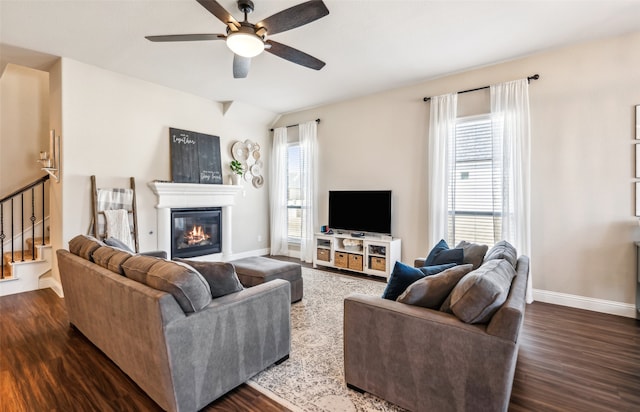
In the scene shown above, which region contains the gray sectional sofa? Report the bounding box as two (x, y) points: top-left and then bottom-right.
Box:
(57, 235), (291, 412)
(344, 241), (529, 412)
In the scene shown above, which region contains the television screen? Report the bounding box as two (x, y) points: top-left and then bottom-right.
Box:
(328, 190), (392, 235)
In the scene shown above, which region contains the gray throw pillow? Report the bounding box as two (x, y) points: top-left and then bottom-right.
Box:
(484, 240), (518, 268)
(397, 264), (473, 309)
(448, 259), (516, 324)
(104, 237), (134, 253)
(456, 240), (488, 270)
(175, 259), (244, 298)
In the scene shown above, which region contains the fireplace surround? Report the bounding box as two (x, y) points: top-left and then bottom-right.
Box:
(148, 182), (242, 259)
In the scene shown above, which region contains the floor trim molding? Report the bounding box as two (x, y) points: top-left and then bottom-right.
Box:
(533, 288), (636, 318)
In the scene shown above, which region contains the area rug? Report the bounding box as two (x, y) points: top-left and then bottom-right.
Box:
(248, 267), (406, 412)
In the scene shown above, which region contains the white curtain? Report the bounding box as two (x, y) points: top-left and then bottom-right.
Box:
(269, 127), (289, 256)
(299, 121), (318, 263)
(427, 93), (458, 248)
(491, 79), (533, 303)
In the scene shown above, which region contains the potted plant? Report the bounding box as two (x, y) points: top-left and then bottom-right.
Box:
(230, 160), (244, 185)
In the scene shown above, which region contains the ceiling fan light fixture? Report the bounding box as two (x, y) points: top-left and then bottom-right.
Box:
(226, 31), (264, 57)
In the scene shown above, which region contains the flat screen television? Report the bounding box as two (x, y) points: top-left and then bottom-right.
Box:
(328, 190), (392, 235)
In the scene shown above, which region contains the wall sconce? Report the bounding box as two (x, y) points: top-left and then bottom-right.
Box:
(37, 129), (60, 182)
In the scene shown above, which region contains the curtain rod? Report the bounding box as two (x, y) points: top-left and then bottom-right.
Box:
(270, 118), (320, 132)
(422, 74), (540, 102)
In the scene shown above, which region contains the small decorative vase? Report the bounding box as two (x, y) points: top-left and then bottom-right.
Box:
(231, 174), (242, 185)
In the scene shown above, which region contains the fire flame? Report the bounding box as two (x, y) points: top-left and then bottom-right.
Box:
(185, 225), (209, 245)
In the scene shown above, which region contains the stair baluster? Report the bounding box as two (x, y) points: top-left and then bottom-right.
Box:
(0, 175), (51, 279)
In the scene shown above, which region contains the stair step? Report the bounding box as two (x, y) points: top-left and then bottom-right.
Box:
(3, 250), (37, 265)
(26, 237), (50, 249)
(1, 263), (13, 280)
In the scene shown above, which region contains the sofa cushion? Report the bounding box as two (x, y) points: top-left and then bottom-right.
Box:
(68, 235), (104, 261)
(447, 259), (516, 324)
(484, 240), (518, 268)
(123, 255), (212, 313)
(424, 239), (464, 267)
(382, 261), (457, 301)
(121, 254), (160, 284)
(92, 246), (133, 275)
(175, 259), (244, 298)
(456, 241), (488, 270)
(397, 264), (473, 308)
(145, 260), (212, 313)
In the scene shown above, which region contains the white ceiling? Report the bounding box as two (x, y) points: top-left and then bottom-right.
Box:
(2, 0), (640, 114)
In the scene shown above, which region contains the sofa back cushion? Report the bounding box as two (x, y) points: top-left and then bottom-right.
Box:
(445, 259), (516, 324)
(123, 255), (212, 313)
(92, 246), (134, 275)
(396, 264), (473, 309)
(484, 240), (518, 268)
(68, 235), (104, 262)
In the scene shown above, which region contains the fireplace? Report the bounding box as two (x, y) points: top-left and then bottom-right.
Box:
(171, 208), (222, 258)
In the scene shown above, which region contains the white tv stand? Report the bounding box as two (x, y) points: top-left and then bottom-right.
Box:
(313, 232), (401, 279)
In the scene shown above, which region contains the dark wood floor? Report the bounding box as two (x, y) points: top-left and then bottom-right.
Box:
(1, 278), (638, 411)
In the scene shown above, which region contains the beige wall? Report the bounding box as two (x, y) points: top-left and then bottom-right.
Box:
(0, 64), (49, 194)
(57, 58), (275, 257)
(275, 31), (640, 309)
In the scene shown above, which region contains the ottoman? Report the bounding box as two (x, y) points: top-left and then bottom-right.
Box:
(231, 256), (303, 303)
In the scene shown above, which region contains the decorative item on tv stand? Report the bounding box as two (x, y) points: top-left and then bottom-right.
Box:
(313, 229), (401, 279)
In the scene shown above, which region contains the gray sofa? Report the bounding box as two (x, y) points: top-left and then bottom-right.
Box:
(57, 235), (291, 412)
(344, 250), (529, 412)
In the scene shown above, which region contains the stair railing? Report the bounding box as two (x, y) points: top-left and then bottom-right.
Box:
(0, 174), (50, 279)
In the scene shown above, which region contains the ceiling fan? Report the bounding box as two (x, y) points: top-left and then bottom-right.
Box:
(145, 0), (329, 78)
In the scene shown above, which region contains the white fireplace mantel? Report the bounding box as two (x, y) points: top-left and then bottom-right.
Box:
(148, 182), (242, 260)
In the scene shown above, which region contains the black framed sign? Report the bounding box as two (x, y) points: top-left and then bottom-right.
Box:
(169, 128), (223, 184)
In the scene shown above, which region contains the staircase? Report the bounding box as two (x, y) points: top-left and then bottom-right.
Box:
(1, 175), (54, 297)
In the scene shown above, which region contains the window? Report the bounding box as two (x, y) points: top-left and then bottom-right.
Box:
(447, 114), (502, 245)
(287, 143), (302, 242)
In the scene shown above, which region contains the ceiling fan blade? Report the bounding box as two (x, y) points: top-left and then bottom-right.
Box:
(265, 40), (325, 70)
(145, 34), (225, 42)
(256, 0), (329, 36)
(233, 54), (251, 78)
(196, 0), (239, 27)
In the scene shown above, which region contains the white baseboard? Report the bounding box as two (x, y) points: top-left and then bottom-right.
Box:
(40, 276), (64, 297)
(533, 289), (637, 319)
(228, 248), (271, 261)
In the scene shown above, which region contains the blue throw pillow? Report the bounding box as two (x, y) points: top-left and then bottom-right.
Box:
(424, 239), (464, 267)
(382, 261), (457, 301)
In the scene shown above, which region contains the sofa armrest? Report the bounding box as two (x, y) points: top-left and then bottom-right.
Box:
(344, 294), (518, 412)
(414, 257), (426, 267)
(139, 250), (168, 258)
(164, 279), (291, 411)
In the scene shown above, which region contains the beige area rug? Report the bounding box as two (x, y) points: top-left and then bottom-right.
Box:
(248, 267), (406, 412)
